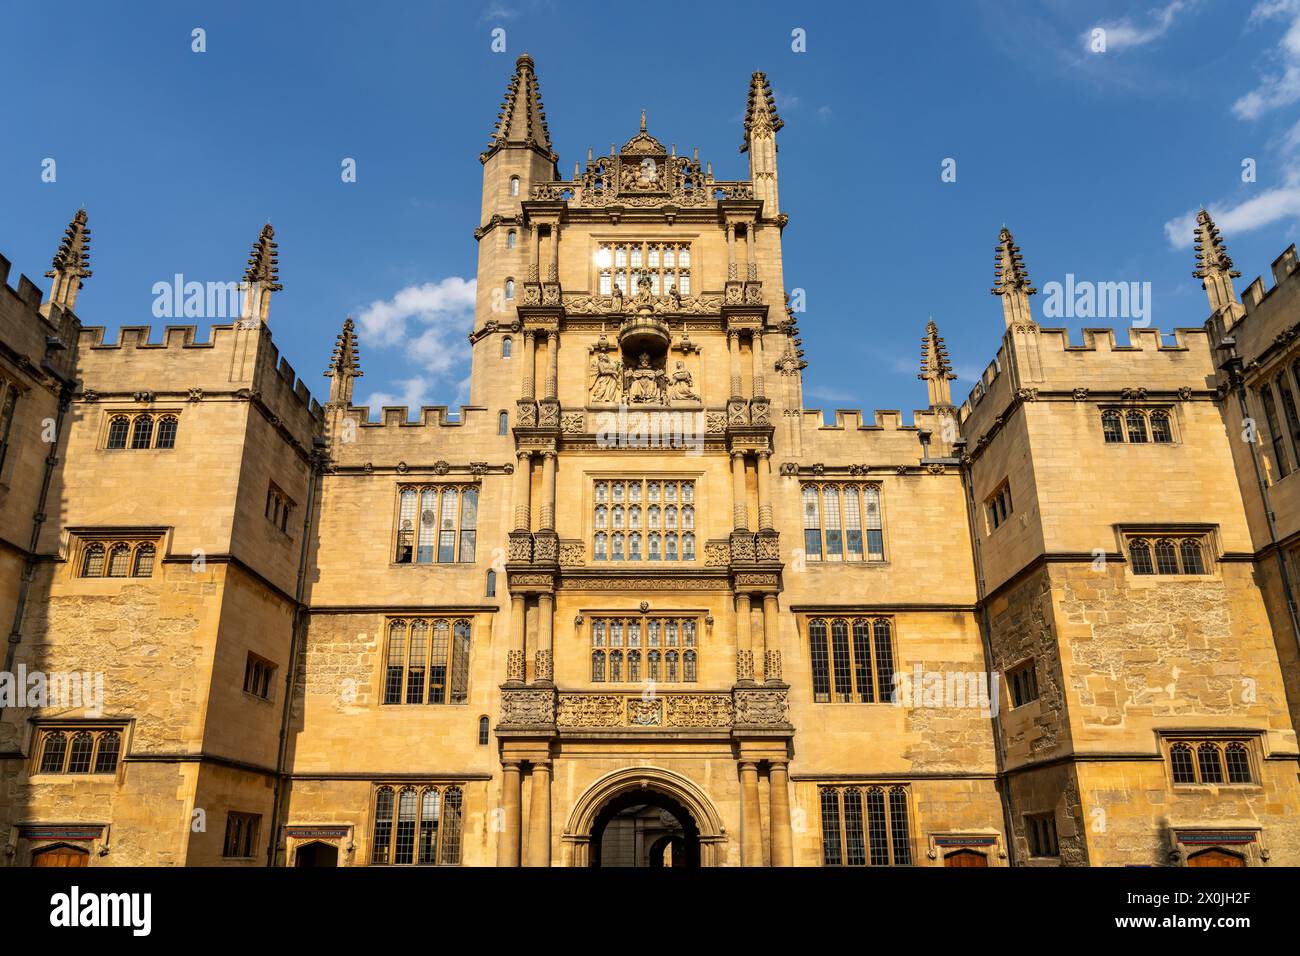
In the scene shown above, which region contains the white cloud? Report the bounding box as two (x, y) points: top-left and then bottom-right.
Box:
(363, 375), (434, 411)
(1086, 0), (1191, 52)
(1164, 185), (1300, 248)
(355, 276), (476, 408)
(806, 385), (859, 404)
(1232, 0), (1300, 119)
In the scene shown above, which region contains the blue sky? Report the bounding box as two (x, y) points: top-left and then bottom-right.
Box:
(2, 0), (1298, 417)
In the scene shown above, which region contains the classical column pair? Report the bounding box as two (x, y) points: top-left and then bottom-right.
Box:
(514, 448), (557, 532)
(731, 449), (775, 532)
(735, 591), (781, 684)
(739, 759), (793, 866)
(519, 330), (559, 402)
(496, 759), (552, 867)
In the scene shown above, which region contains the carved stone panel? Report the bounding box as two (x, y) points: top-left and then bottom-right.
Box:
(555, 694), (624, 727)
(499, 688), (556, 726)
(732, 687), (791, 728)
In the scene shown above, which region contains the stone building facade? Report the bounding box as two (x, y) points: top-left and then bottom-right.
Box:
(1, 56), (1298, 867)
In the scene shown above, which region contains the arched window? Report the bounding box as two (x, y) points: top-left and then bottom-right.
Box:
(502, 336), (512, 358)
(665, 505), (677, 530)
(628, 650), (642, 682)
(1170, 743), (1196, 783)
(81, 543), (105, 578)
(477, 716), (490, 746)
(107, 544), (132, 577)
(647, 650), (661, 681)
(130, 415), (154, 449)
(1154, 539), (1179, 575)
(1129, 538), (1154, 575)
(509, 176), (520, 196)
(612, 505), (625, 529)
(486, 569), (497, 597)
(498, 411), (509, 435)
(665, 650), (679, 682)
(628, 533), (642, 560)
(384, 621), (407, 705)
(452, 620), (474, 703)
(107, 416), (130, 449)
(1197, 743), (1224, 784)
(681, 505), (694, 529)
(507, 229), (517, 249)
(802, 485), (823, 560)
(683, 649), (697, 682)
(94, 731), (121, 773)
(648, 532), (661, 560)
(809, 619), (830, 702)
(505, 279), (514, 299)
(1224, 743), (1252, 783)
(594, 532), (607, 560)
(1261, 386), (1292, 477)
(39, 731), (67, 773)
(1125, 410), (1149, 443)
(155, 415), (178, 449)
(628, 505), (641, 530)
(648, 505), (661, 529)
(591, 650), (605, 682)
(1150, 410), (1173, 444)
(132, 544), (155, 577)
(609, 650), (623, 682)
(682, 532), (695, 561)
(67, 732), (94, 773)
(1180, 539), (1205, 575)
(1101, 410), (1124, 443)
(665, 534), (678, 561)
(611, 533), (624, 561)
(372, 787), (395, 863)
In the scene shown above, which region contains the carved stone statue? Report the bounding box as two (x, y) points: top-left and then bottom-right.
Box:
(668, 283), (681, 310)
(633, 273), (655, 312)
(625, 352), (664, 404)
(588, 352), (621, 404)
(611, 283), (623, 312)
(668, 361), (700, 402)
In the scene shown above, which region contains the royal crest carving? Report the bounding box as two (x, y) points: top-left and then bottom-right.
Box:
(665, 695), (733, 727)
(627, 698), (662, 726)
(733, 688), (790, 727)
(555, 694), (624, 727)
(500, 688), (555, 726)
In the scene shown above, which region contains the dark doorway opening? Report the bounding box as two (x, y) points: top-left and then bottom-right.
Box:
(295, 841), (340, 867)
(589, 788), (700, 867)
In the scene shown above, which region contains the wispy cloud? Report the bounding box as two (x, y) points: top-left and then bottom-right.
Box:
(1232, 0), (1300, 119)
(1084, 0), (1192, 52)
(480, 3), (519, 23)
(1164, 1), (1300, 246)
(806, 385), (859, 404)
(355, 277), (477, 408)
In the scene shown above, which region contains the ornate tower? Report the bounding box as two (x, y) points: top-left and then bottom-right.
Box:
(991, 226), (1036, 329)
(1192, 208), (1243, 323)
(241, 223), (281, 325)
(44, 208), (92, 313)
(741, 71), (783, 217)
(918, 319), (956, 408)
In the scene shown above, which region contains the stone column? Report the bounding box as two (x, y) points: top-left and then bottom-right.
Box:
(521, 330), (536, 400)
(545, 331), (558, 400)
(497, 760), (523, 867)
(752, 330), (766, 397)
(726, 223), (737, 280)
(735, 592), (753, 683)
(768, 760), (793, 867)
(525, 761), (552, 867)
(762, 592), (780, 682)
(548, 226), (559, 282)
(746, 224), (757, 279)
(731, 450), (748, 530)
(540, 450), (556, 531)
(756, 449), (773, 530)
(531, 226), (541, 280)
(728, 330), (743, 398)
(513, 450), (532, 531)
(508, 593), (526, 684)
(536, 591), (554, 683)
(739, 760), (763, 866)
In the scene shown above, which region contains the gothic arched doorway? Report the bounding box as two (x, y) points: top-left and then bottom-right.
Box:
(589, 789), (700, 867)
(294, 841), (339, 867)
(560, 767), (727, 866)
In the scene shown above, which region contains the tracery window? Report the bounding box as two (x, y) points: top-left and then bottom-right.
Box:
(590, 615), (698, 683)
(1168, 739), (1255, 785)
(819, 785), (912, 866)
(35, 727), (123, 775)
(0, 377), (18, 473)
(104, 411), (180, 450)
(78, 538), (159, 579)
(593, 479), (694, 562)
(382, 618), (472, 705)
(806, 617), (896, 703)
(1126, 533), (1210, 576)
(1100, 407), (1175, 445)
(395, 485), (479, 564)
(801, 483), (884, 562)
(596, 241), (691, 297)
(985, 481), (1013, 532)
(222, 812), (261, 859)
(265, 483), (294, 535)
(1260, 385), (1292, 478)
(371, 784), (463, 865)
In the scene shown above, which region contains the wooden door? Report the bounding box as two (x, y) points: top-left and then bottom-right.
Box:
(32, 845), (89, 867)
(943, 849), (989, 867)
(1186, 848), (1246, 867)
